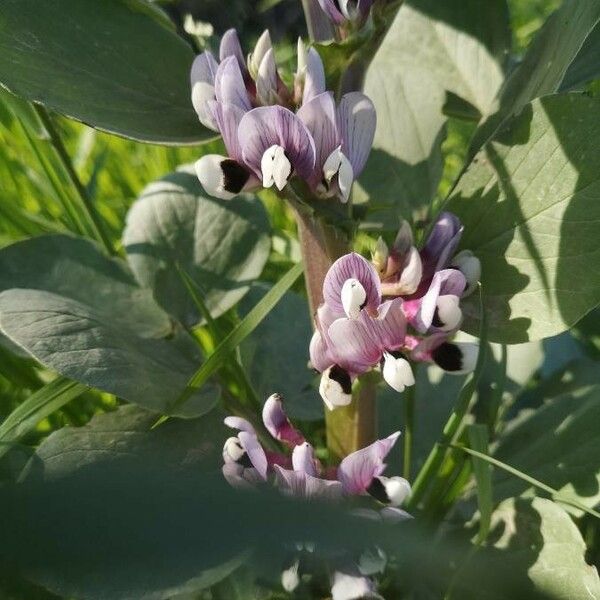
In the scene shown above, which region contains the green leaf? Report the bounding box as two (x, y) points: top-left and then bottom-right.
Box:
(468, 425), (493, 543)
(561, 21), (600, 91)
(0, 235), (171, 338)
(357, 0), (510, 226)
(0, 377), (87, 458)
(472, 0), (600, 152)
(9, 405), (243, 599)
(171, 261), (304, 414)
(492, 382), (600, 513)
(239, 287), (321, 420)
(123, 170), (271, 327)
(447, 94), (600, 343)
(456, 498), (600, 599)
(0, 0), (212, 144)
(0, 235), (219, 417)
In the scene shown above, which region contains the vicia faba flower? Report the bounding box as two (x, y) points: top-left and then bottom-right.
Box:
(317, 0), (374, 29)
(222, 393), (411, 511)
(311, 212), (481, 410)
(190, 29), (376, 202)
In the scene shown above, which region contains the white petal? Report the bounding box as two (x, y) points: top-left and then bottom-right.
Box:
(451, 250), (481, 297)
(392, 220), (413, 255)
(249, 29), (272, 76)
(191, 82), (217, 130)
(222, 436), (245, 463)
(372, 237), (389, 274)
(256, 48), (278, 105)
(397, 246), (423, 295)
(341, 278), (366, 319)
(435, 295), (462, 331)
(382, 352), (415, 393)
(323, 147), (354, 203)
(378, 475), (411, 507)
(195, 155), (236, 200)
(261, 144), (291, 190)
(455, 342), (479, 374)
(281, 559), (300, 593)
(319, 366), (352, 411)
(296, 37), (307, 74)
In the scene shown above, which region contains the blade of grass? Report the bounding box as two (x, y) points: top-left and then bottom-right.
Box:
(451, 444), (600, 521)
(164, 261), (304, 418)
(407, 284), (488, 511)
(467, 424), (493, 543)
(0, 376), (88, 458)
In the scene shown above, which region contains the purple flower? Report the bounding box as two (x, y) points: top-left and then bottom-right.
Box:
(262, 393), (306, 447)
(190, 29), (375, 203)
(317, 0), (375, 28)
(310, 253), (412, 408)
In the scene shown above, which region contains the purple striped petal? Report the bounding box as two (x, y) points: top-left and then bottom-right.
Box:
(317, 0), (346, 24)
(262, 393), (305, 447)
(219, 29), (247, 75)
(297, 92), (340, 189)
(309, 329), (335, 372)
(209, 101), (245, 162)
(328, 315), (382, 374)
(238, 106), (316, 180)
(371, 297), (406, 351)
(303, 48), (326, 104)
(338, 92), (376, 177)
(215, 56), (252, 112)
(274, 466), (343, 500)
(238, 431), (268, 480)
(323, 253), (381, 316)
(422, 212), (463, 272)
(356, 0), (375, 22)
(190, 51), (219, 130)
(337, 431), (400, 495)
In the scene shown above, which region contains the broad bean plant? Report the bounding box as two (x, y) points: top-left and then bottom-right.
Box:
(0, 0), (600, 599)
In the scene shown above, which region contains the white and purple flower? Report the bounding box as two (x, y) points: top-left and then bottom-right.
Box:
(190, 29), (376, 203)
(310, 212), (482, 409)
(317, 0), (375, 29)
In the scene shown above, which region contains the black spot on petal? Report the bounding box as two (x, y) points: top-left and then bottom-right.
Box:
(367, 477), (389, 504)
(221, 159), (251, 193)
(432, 343), (463, 372)
(237, 452), (254, 469)
(329, 364), (352, 395)
(432, 307), (444, 328)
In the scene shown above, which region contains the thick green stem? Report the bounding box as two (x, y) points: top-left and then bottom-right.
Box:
(403, 385), (415, 479)
(33, 105), (114, 255)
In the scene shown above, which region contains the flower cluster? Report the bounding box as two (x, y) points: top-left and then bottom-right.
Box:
(311, 212), (482, 409)
(190, 29), (376, 202)
(222, 393), (410, 599)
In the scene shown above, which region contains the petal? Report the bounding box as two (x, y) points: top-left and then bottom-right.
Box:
(309, 329), (335, 373)
(195, 154), (253, 200)
(274, 465), (343, 500)
(238, 431), (268, 480)
(451, 250), (481, 297)
(304, 48), (327, 104)
(210, 101), (245, 162)
(337, 431), (401, 495)
(328, 316), (381, 373)
(224, 415), (256, 434)
(422, 211), (463, 272)
(262, 393), (305, 447)
(297, 92), (340, 188)
(256, 48), (279, 105)
(337, 92), (376, 177)
(368, 475), (412, 506)
(281, 559), (301, 593)
(331, 571), (381, 600)
(215, 56), (251, 112)
(190, 51), (219, 130)
(431, 341), (479, 374)
(219, 28), (247, 74)
(292, 442), (319, 476)
(372, 297), (406, 351)
(249, 30), (273, 76)
(222, 462), (254, 490)
(239, 106), (316, 181)
(316, 0), (346, 24)
(319, 365), (353, 410)
(323, 253), (381, 316)
(382, 352), (414, 393)
(260, 144), (292, 190)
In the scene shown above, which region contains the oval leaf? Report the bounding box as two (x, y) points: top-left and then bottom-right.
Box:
(0, 0), (211, 144)
(123, 170), (271, 327)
